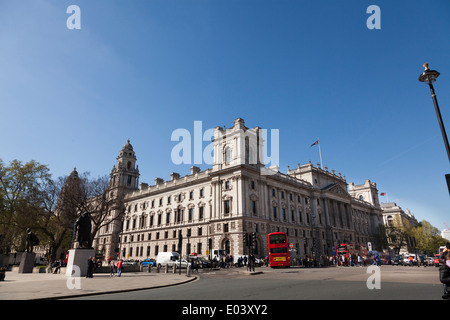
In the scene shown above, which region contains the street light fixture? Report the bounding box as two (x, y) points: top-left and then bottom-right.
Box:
(419, 63), (450, 194)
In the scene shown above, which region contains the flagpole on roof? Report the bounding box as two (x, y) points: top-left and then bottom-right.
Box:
(318, 139), (323, 169)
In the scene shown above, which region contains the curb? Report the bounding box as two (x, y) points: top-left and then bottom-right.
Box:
(34, 275), (199, 300)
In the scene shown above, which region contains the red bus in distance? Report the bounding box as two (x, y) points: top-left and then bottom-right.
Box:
(268, 232), (290, 268)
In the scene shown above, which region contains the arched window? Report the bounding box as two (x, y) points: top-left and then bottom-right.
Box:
(222, 239), (231, 255)
(225, 147), (231, 164)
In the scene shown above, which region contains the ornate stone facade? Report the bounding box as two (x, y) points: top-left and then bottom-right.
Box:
(93, 118), (384, 261)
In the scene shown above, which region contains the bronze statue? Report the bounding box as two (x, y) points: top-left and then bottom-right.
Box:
(26, 228), (39, 253)
(74, 213), (92, 249)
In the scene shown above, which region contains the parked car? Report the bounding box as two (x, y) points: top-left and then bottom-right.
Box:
(434, 254), (441, 267)
(199, 257), (213, 268)
(425, 256), (434, 266)
(122, 259), (138, 266)
(391, 255), (403, 265)
(403, 254), (417, 266)
(190, 257), (212, 269)
(141, 259), (156, 267)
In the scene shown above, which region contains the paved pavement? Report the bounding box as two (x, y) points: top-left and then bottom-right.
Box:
(0, 270), (198, 300)
(1, 265), (443, 300)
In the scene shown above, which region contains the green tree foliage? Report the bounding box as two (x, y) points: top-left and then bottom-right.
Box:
(384, 215), (447, 255)
(410, 220), (447, 255)
(0, 159), (51, 253)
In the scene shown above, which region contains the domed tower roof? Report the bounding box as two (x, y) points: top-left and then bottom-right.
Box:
(68, 167), (79, 180)
(118, 139), (136, 160)
(111, 140), (139, 191)
(122, 139), (133, 152)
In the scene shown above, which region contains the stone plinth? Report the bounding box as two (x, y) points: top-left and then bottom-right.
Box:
(19, 252), (36, 273)
(65, 249), (95, 277)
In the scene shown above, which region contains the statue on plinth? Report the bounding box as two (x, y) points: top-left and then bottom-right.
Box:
(26, 228), (39, 253)
(73, 212), (92, 249)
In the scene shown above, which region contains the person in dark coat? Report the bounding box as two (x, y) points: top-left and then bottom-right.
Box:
(439, 250), (450, 299)
(86, 256), (94, 278)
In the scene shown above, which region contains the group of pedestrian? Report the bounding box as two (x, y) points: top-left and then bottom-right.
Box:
(108, 259), (123, 277)
(85, 257), (124, 278)
(335, 254), (379, 267)
(439, 245), (450, 300)
(298, 255), (331, 267)
(217, 255), (234, 268)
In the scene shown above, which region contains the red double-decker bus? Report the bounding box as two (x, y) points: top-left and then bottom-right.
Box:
(268, 232), (290, 268)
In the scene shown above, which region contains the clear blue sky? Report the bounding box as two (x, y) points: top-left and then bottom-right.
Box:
(1, 0), (449, 231)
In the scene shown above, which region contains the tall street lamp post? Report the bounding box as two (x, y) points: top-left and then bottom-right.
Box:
(419, 63), (450, 193)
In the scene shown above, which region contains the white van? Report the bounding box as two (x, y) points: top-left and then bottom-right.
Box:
(211, 249), (226, 261)
(156, 252), (188, 269)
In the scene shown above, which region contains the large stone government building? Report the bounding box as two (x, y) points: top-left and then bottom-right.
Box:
(93, 118), (384, 261)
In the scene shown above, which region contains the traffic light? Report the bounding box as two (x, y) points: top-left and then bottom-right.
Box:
(251, 232), (256, 246)
(244, 233), (249, 246)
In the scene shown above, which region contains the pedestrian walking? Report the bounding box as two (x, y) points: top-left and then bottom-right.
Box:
(53, 259), (62, 274)
(439, 249), (450, 299)
(86, 257), (94, 278)
(110, 261), (116, 277)
(0, 265), (6, 281)
(117, 259), (123, 277)
(248, 254), (255, 272)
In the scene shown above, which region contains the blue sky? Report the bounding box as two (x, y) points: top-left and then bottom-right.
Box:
(0, 0), (449, 231)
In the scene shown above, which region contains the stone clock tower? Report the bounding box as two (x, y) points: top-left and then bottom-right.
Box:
(95, 140), (140, 260)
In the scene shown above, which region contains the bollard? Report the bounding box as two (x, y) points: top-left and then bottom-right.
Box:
(156, 264), (160, 273)
(148, 264), (152, 273)
(186, 264), (191, 277)
(165, 264), (168, 274)
(173, 264), (176, 274)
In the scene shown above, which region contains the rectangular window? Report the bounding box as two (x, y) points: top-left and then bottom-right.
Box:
(251, 201), (257, 215)
(224, 200), (230, 214)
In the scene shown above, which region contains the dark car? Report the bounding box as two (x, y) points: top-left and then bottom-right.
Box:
(391, 255), (403, 265)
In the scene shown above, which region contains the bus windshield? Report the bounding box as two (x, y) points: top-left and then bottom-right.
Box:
(269, 234), (286, 244)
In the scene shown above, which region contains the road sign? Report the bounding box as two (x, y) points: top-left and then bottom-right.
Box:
(289, 243), (294, 249)
(368, 242), (372, 251)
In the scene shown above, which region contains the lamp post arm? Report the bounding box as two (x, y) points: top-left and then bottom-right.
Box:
(428, 83), (450, 163)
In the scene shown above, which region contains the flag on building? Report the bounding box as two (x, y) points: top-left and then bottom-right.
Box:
(310, 140), (319, 147)
(379, 192), (386, 196)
